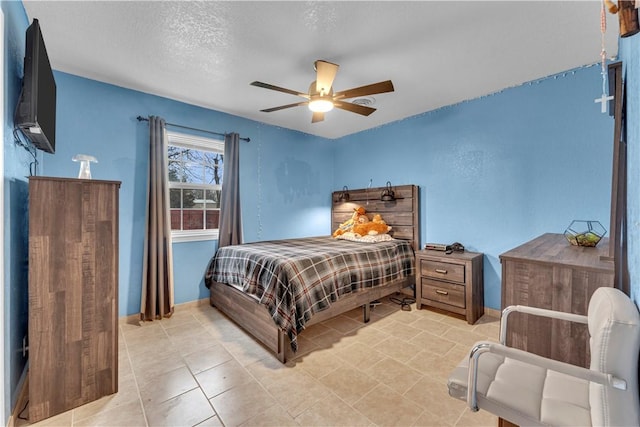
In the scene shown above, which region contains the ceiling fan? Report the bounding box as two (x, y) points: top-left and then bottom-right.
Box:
(250, 60), (394, 123)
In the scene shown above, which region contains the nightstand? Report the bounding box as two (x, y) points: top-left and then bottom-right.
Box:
(415, 249), (484, 324)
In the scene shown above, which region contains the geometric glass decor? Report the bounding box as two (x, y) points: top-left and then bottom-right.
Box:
(564, 220), (607, 247)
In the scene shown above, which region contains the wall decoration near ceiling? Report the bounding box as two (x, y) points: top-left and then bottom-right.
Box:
(604, 0), (639, 38)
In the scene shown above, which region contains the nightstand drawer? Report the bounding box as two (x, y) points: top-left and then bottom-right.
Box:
(420, 259), (465, 284)
(421, 278), (466, 309)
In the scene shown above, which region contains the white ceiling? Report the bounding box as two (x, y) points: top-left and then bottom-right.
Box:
(22, 1), (619, 140)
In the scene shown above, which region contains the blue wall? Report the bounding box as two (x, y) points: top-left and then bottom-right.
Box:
(332, 66), (614, 310)
(43, 72), (333, 316)
(2, 0), (34, 421)
(619, 34), (640, 305)
(48, 67), (615, 315)
(53, 62), (614, 314)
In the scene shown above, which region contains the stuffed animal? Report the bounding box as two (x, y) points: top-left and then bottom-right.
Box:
(332, 206), (367, 237)
(372, 213), (390, 228)
(352, 212), (392, 237)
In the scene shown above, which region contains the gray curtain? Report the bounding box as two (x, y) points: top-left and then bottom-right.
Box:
(140, 116), (175, 320)
(218, 132), (243, 248)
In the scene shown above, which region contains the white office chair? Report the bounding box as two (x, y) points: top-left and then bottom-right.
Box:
(447, 287), (640, 426)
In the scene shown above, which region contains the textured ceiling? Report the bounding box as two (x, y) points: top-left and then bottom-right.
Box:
(22, 1), (619, 139)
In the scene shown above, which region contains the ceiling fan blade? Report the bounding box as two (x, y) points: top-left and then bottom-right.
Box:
(311, 112), (325, 123)
(333, 100), (377, 116)
(250, 81), (309, 98)
(260, 101), (309, 113)
(333, 80), (395, 100)
(315, 60), (339, 95)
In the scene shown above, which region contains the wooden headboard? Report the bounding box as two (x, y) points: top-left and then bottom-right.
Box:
(331, 184), (420, 251)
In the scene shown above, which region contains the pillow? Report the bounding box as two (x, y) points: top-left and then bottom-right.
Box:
(335, 232), (394, 243)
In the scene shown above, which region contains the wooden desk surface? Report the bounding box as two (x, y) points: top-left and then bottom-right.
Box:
(499, 233), (613, 273)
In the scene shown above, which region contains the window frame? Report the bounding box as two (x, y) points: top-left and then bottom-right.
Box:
(166, 131), (224, 243)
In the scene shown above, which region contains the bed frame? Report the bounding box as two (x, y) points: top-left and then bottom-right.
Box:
(209, 184), (420, 362)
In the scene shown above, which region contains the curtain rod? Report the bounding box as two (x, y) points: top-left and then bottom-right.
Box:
(136, 116), (250, 142)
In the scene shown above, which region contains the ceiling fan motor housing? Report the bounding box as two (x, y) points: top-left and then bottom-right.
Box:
(308, 81), (333, 97)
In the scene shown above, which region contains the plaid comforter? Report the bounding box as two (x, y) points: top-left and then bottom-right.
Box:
(205, 236), (414, 351)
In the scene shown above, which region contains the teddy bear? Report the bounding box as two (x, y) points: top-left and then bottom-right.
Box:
(352, 212), (392, 237)
(332, 206), (367, 237)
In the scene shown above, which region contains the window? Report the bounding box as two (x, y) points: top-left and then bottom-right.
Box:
(167, 131), (224, 242)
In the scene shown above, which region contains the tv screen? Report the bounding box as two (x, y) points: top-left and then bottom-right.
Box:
(14, 18), (56, 154)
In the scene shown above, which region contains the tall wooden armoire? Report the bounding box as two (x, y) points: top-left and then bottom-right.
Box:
(28, 176), (120, 422)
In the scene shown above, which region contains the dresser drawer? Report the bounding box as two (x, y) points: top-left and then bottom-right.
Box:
(420, 259), (465, 284)
(421, 278), (466, 309)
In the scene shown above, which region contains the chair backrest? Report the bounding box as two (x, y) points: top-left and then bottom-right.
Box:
(588, 287), (640, 426)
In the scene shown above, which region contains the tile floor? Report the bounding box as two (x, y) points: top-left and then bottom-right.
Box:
(19, 294), (500, 427)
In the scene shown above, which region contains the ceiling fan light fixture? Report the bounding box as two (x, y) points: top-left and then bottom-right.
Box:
(308, 98), (334, 113)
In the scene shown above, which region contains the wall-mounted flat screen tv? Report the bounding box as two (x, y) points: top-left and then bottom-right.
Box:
(14, 18), (56, 154)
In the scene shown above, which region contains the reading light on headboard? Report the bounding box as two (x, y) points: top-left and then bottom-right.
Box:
(380, 181), (396, 201)
(338, 186), (350, 202)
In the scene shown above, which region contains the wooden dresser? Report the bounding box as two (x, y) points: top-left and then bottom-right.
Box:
(500, 233), (614, 368)
(415, 249), (484, 324)
(28, 177), (120, 422)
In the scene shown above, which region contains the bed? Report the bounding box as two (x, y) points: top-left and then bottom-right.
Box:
(205, 184), (420, 362)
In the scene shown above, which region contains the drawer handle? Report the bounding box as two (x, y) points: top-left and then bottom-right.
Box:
(435, 269), (448, 274)
(435, 289), (449, 296)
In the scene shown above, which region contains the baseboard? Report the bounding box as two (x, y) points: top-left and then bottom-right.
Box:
(118, 297), (209, 326)
(175, 297), (210, 310)
(7, 369), (29, 427)
(484, 306), (501, 318)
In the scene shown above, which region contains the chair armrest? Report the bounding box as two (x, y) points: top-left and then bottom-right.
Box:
(466, 342), (627, 411)
(499, 305), (588, 344)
